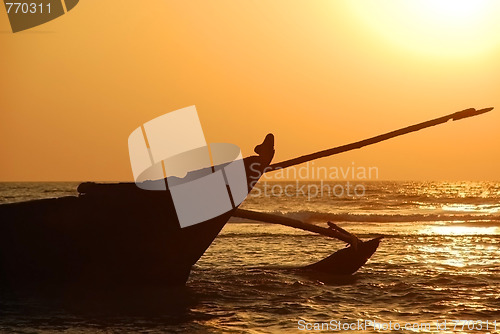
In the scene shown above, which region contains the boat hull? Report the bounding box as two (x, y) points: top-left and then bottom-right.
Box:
(0, 137), (278, 291)
(0, 190), (233, 290)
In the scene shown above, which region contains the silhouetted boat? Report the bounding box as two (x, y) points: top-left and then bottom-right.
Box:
(0, 136), (276, 290)
(0, 107), (491, 290)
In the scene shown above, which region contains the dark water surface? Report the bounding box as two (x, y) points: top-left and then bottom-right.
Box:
(0, 182), (499, 333)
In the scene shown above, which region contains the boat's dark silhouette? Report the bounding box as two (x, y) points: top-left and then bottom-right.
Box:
(0, 136), (275, 290)
(0, 107), (492, 291)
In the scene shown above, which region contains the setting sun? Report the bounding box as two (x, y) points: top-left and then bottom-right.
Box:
(347, 0), (500, 57)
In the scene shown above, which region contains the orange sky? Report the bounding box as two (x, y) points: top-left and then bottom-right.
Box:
(1, 1), (499, 181)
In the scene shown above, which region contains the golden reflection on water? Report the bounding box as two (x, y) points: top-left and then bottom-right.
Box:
(442, 203), (500, 214)
(423, 225), (499, 236)
(415, 225), (499, 273)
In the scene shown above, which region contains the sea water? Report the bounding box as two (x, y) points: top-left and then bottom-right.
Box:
(0, 181), (499, 333)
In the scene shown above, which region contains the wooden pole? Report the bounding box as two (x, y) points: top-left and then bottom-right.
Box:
(266, 107), (493, 172)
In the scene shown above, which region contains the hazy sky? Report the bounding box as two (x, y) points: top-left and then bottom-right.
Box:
(1, 0), (499, 181)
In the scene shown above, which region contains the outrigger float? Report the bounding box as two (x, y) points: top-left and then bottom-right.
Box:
(0, 107), (492, 290)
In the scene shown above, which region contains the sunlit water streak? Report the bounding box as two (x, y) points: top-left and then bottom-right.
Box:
(0, 181), (499, 333)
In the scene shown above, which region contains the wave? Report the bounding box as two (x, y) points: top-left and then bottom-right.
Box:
(256, 210), (500, 224)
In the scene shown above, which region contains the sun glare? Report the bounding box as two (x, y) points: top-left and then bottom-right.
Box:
(346, 0), (500, 58)
(422, 0), (487, 21)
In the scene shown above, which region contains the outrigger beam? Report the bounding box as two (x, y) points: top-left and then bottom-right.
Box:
(233, 208), (369, 247)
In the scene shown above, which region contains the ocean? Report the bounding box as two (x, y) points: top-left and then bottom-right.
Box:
(0, 181), (499, 333)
